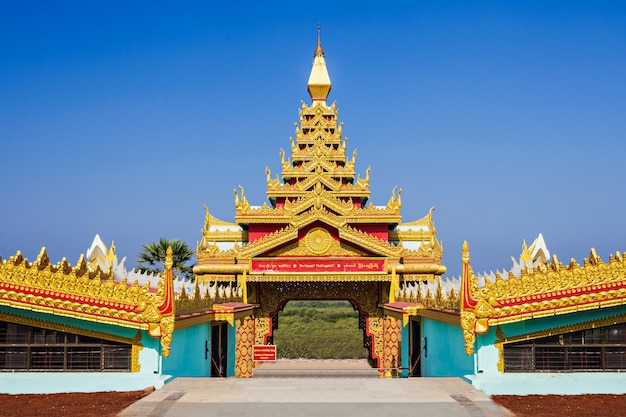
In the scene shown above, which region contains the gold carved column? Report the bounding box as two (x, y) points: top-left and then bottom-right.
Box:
(365, 313), (384, 374)
(381, 316), (401, 377)
(235, 317), (255, 378)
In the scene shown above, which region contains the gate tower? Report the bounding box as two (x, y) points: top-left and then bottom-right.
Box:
(194, 33), (446, 377)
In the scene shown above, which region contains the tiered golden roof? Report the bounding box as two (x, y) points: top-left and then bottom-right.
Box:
(195, 34), (445, 284)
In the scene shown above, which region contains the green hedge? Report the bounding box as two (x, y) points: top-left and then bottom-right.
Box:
(273, 301), (368, 359)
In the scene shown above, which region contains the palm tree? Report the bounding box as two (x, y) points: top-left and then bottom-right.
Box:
(136, 238), (195, 280)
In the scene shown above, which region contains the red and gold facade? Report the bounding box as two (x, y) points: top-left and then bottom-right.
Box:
(194, 35), (446, 377)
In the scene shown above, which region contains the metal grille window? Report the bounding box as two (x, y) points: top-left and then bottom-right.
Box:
(0, 321), (131, 372)
(504, 322), (626, 372)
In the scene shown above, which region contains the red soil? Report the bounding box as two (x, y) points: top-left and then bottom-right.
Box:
(0, 388), (153, 417)
(492, 394), (626, 417)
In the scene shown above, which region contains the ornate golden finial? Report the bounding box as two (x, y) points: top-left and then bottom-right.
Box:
(233, 188), (240, 207)
(462, 241), (470, 264)
(234, 185), (250, 212)
(314, 23), (324, 57)
(106, 241), (117, 262)
(165, 246), (173, 270)
(519, 239), (532, 269)
(203, 204), (211, 230)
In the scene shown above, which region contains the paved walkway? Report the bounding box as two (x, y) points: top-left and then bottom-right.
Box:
(119, 360), (514, 417)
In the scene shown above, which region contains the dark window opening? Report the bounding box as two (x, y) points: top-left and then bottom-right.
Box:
(504, 322), (626, 372)
(0, 321), (132, 372)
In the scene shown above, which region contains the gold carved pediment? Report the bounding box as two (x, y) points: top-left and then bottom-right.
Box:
(266, 232), (368, 257)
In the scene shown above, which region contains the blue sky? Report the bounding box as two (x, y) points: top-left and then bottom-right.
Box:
(1, 1), (625, 278)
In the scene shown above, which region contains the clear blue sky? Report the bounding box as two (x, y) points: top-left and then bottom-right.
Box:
(1, 1), (625, 278)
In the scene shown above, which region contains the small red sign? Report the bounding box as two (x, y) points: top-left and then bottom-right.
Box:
(254, 345), (277, 361)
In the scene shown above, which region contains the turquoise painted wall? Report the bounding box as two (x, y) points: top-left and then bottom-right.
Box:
(0, 373), (168, 394)
(227, 322), (237, 377)
(469, 373), (626, 395)
(0, 306), (165, 393)
(468, 304), (626, 394)
(401, 324), (409, 377)
(163, 323), (212, 376)
(475, 304), (626, 374)
(421, 317), (473, 377)
(139, 330), (162, 375)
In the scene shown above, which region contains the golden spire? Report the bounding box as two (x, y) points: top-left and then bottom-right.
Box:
(307, 24), (331, 102)
(314, 23), (324, 57)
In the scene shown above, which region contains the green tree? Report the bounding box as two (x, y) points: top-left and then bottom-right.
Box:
(136, 238), (195, 280)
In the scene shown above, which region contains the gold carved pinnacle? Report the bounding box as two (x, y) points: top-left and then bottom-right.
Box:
(462, 241), (470, 264)
(265, 167), (281, 188)
(385, 187), (402, 213)
(164, 246), (173, 270)
(234, 186), (250, 213)
(355, 167), (371, 190)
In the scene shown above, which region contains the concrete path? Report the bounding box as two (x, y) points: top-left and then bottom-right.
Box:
(119, 360), (514, 417)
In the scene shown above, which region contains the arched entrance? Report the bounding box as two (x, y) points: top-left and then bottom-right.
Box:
(251, 281), (393, 374)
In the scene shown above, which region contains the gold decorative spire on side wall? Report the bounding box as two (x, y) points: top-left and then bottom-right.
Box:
(307, 25), (332, 101)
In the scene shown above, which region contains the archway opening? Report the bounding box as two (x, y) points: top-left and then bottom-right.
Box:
(274, 300), (368, 360)
(255, 300), (376, 377)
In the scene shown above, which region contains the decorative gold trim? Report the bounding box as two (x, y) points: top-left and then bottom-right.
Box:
(339, 225), (402, 257)
(395, 278), (460, 310)
(132, 344), (142, 372)
(0, 311), (142, 346)
(175, 279), (243, 317)
(495, 326), (505, 372)
(461, 310), (477, 355)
